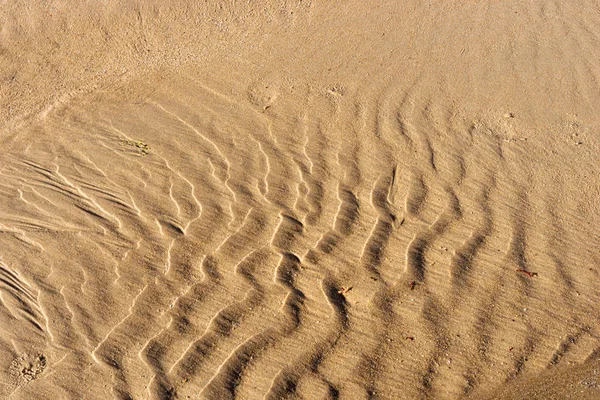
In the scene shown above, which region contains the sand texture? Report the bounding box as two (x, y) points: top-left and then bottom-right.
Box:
(2, 1), (600, 399)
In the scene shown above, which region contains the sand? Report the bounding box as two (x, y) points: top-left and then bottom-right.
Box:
(1, 1), (600, 399)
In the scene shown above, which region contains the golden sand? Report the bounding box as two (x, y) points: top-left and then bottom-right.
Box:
(1, 1), (600, 398)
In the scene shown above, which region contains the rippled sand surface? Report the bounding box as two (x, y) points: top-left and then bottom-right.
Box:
(2, 1), (600, 399)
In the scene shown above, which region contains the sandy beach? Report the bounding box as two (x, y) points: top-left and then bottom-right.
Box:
(1, 1), (600, 399)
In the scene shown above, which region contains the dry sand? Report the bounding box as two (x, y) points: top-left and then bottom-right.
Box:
(2, 1), (600, 399)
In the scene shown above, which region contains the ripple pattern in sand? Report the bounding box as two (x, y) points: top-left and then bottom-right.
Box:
(1, 70), (600, 400)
